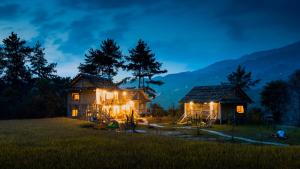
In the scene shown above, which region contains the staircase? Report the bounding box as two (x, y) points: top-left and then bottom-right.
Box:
(178, 110), (218, 127)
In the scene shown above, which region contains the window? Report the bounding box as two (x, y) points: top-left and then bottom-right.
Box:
(72, 93), (80, 101)
(72, 109), (78, 117)
(236, 105), (244, 113)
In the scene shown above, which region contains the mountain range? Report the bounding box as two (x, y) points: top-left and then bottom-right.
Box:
(152, 41), (300, 108)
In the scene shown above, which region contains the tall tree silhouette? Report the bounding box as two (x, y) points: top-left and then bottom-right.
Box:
(0, 32), (32, 86)
(79, 39), (123, 80)
(261, 80), (290, 124)
(127, 39), (167, 98)
(227, 65), (259, 91)
(289, 69), (300, 124)
(0, 48), (5, 78)
(30, 41), (57, 79)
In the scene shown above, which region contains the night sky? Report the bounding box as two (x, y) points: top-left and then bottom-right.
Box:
(1, 0), (300, 79)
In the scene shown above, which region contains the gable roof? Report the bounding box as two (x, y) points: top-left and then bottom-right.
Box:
(180, 85), (252, 104)
(71, 73), (116, 89)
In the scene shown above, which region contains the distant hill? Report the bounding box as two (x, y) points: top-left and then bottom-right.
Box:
(152, 41), (300, 108)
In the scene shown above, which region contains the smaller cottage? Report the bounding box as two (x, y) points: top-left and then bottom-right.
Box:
(179, 85), (252, 124)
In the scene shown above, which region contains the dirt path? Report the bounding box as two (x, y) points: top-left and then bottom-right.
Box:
(200, 129), (288, 146)
(153, 124), (289, 146)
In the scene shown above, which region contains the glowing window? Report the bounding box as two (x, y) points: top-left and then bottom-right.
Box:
(113, 91), (118, 100)
(72, 93), (80, 101)
(72, 109), (78, 117)
(236, 105), (244, 113)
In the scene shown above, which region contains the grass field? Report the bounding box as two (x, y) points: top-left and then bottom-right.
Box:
(0, 118), (299, 169)
(210, 124), (300, 145)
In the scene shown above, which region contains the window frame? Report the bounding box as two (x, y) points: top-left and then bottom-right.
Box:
(236, 105), (245, 114)
(72, 93), (80, 101)
(72, 108), (78, 117)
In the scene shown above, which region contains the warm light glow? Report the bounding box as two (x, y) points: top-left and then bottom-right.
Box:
(95, 89), (140, 120)
(72, 93), (80, 101)
(72, 109), (78, 117)
(189, 101), (194, 106)
(237, 105), (245, 113)
(113, 91), (118, 99)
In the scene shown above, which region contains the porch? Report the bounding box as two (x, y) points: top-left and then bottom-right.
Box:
(181, 101), (221, 123)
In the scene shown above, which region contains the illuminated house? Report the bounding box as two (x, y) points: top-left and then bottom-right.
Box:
(67, 73), (150, 121)
(179, 85), (252, 124)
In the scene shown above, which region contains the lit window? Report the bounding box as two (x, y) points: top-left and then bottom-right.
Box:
(106, 92), (114, 100)
(113, 91), (118, 99)
(72, 93), (80, 101)
(72, 109), (78, 117)
(236, 105), (244, 113)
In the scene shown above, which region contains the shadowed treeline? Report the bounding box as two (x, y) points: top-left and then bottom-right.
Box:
(0, 32), (168, 119)
(0, 32), (70, 119)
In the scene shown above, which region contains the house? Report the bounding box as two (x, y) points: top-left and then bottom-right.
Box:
(67, 73), (150, 121)
(179, 85), (252, 124)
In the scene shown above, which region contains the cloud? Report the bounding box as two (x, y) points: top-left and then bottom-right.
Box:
(0, 3), (23, 20)
(58, 0), (155, 10)
(58, 15), (102, 55)
(216, 0), (300, 41)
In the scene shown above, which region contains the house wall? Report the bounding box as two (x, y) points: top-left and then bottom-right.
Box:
(220, 103), (247, 123)
(67, 88), (149, 120)
(67, 90), (96, 119)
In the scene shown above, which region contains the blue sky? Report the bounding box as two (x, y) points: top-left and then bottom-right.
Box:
(1, 0), (300, 79)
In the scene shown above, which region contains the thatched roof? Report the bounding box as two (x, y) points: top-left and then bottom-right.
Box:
(180, 85), (252, 104)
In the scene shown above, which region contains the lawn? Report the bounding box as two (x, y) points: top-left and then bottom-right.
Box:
(210, 124), (300, 145)
(0, 118), (299, 169)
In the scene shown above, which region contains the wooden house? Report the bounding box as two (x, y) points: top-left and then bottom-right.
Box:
(179, 85), (252, 124)
(67, 73), (150, 121)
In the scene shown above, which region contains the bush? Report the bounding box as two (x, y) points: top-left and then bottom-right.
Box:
(247, 107), (263, 124)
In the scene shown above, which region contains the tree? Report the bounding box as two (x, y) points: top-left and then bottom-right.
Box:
(1, 32), (32, 86)
(227, 65), (260, 91)
(261, 80), (290, 124)
(289, 69), (300, 124)
(78, 49), (98, 75)
(79, 39), (123, 80)
(30, 41), (57, 79)
(0, 48), (5, 77)
(150, 103), (167, 117)
(127, 39), (167, 98)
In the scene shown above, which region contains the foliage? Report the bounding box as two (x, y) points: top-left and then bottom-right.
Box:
(30, 41), (57, 79)
(150, 103), (167, 117)
(246, 107), (263, 124)
(167, 103), (184, 117)
(289, 69), (300, 125)
(79, 39), (124, 80)
(0, 32), (69, 119)
(261, 80), (290, 124)
(127, 39), (167, 98)
(227, 65), (260, 90)
(0, 32), (32, 86)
